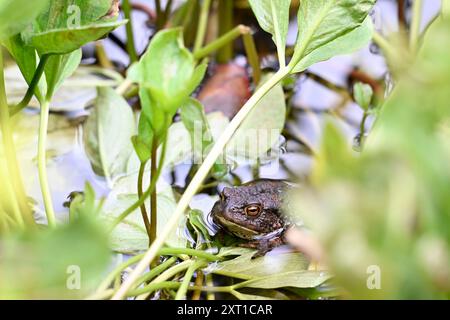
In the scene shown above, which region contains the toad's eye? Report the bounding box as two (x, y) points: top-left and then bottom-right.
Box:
(244, 204), (262, 217)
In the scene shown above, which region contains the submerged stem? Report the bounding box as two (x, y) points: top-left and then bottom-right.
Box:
(150, 136), (158, 246)
(193, 0), (212, 52)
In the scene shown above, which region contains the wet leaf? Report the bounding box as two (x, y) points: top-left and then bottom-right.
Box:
(83, 87), (136, 184)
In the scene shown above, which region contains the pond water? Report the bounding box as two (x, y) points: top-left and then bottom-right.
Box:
(5, 0), (442, 227)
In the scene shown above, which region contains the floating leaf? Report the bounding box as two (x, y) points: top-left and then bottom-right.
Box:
(241, 271), (332, 289)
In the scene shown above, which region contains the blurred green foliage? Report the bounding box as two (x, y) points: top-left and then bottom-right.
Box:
(290, 17), (450, 299)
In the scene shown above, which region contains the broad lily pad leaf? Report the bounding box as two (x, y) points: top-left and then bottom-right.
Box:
(226, 73), (286, 163)
(242, 270), (332, 289)
(103, 175), (186, 252)
(128, 28), (200, 116)
(45, 49), (82, 97)
(83, 87), (136, 184)
(0, 0), (49, 40)
(248, 0), (291, 65)
(212, 249), (309, 280)
(292, 18), (374, 73)
(24, 0), (125, 54)
(290, 0), (375, 70)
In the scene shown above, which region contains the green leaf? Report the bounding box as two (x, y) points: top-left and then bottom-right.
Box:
(83, 87), (136, 184)
(0, 0), (49, 40)
(248, 0), (291, 66)
(127, 28), (200, 115)
(227, 73), (286, 162)
(353, 81), (373, 111)
(181, 98), (211, 159)
(290, 0), (375, 70)
(44, 49), (82, 97)
(241, 271), (332, 289)
(2, 35), (37, 84)
(292, 18), (374, 73)
(23, 0), (125, 54)
(213, 250), (309, 280)
(132, 112), (154, 163)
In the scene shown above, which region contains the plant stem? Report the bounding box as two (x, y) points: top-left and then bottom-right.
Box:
(0, 50), (33, 226)
(217, 0), (234, 63)
(137, 161), (151, 241)
(372, 31), (397, 60)
(150, 136), (158, 246)
(135, 256), (177, 285)
(175, 260), (204, 300)
(111, 67), (290, 300)
(10, 55), (49, 116)
(194, 25), (246, 60)
(109, 134), (168, 231)
(409, 0), (423, 53)
(38, 99), (56, 227)
(193, 0), (212, 52)
(122, 0), (139, 63)
(242, 31), (261, 85)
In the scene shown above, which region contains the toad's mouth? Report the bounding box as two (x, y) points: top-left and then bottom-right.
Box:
(214, 215), (261, 240)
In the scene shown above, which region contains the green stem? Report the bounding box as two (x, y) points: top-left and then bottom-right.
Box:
(193, 0), (212, 52)
(109, 133), (168, 232)
(175, 260), (204, 300)
(122, 0), (139, 63)
(372, 31), (397, 60)
(217, 0), (234, 63)
(135, 256), (177, 286)
(194, 25), (246, 60)
(409, 0), (423, 53)
(443, 0), (450, 17)
(38, 99), (56, 227)
(242, 31), (261, 85)
(112, 67), (291, 300)
(0, 50), (33, 226)
(137, 161), (151, 241)
(150, 136), (158, 246)
(10, 55), (49, 116)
